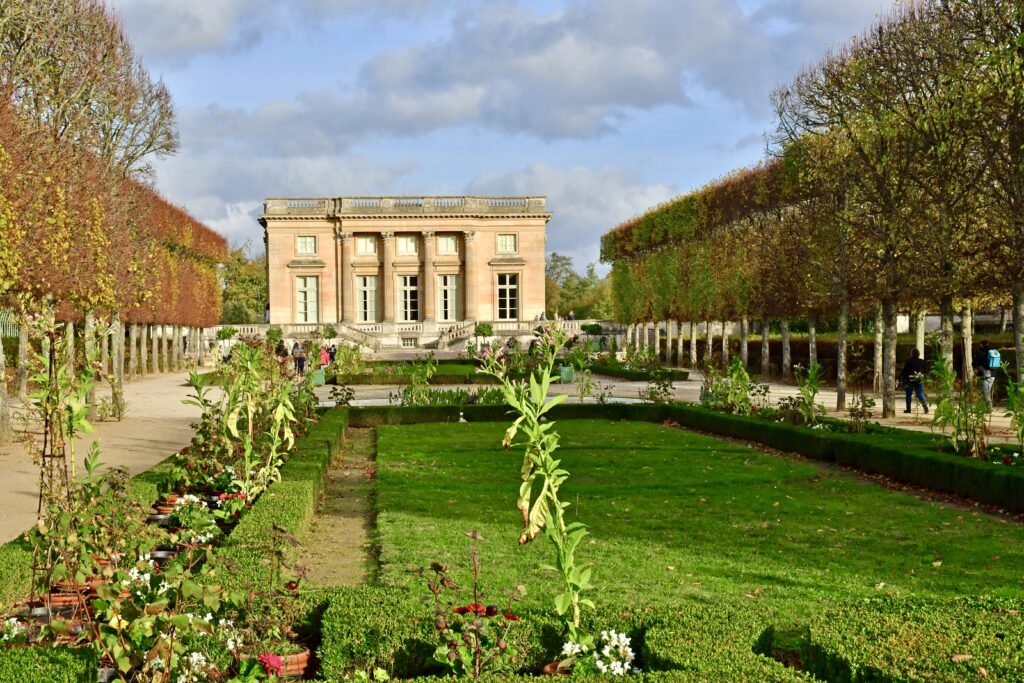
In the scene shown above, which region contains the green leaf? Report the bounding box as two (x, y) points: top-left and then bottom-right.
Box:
(553, 591), (572, 615)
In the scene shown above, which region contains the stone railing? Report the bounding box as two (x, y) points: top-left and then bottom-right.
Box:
(263, 195), (548, 217)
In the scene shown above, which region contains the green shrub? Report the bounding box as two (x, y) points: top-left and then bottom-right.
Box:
(580, 323), (604, 335)
(0, 646), (98, 682)
(797, 597), (1024, 682)
(346, 406), (459, 427)
(474, 323), (494, 337)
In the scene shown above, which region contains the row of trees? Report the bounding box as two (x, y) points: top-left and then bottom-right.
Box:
(545, 253), (612, 319)
(601, 0), (1024, 417)
(0, 0), (226, 441)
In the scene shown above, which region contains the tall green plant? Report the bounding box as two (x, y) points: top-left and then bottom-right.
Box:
(478, 323), (595, 643)
(929, 348), (989, 457)
(1004, 369), (1024, 454)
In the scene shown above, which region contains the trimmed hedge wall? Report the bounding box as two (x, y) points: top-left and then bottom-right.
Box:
(757, 597), (1024, 682)
(317, 590), (808, 682)
(0, 646), (98, 682)
(588, 365), (690, 382)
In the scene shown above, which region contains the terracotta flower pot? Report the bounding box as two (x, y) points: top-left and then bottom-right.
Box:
(44, 592), (85, 608)
(282, 648), (311, 678)
(542, 661), (572, 676)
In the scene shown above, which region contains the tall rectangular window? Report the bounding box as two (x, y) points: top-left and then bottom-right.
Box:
(497, 233), (517, 254)
(296, 276), (319, 323)
(438, 274), (460, 321)
(497, 273), (518, 320)
(356, 235), (377, 255)
(398, 235), (418, 255)
(437, 235), (458, 255)
(358, 276), (378, 322)
(296, 236), (317, 255)
(399, 275), (419, 322)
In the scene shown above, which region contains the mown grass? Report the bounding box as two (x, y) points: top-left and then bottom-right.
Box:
(373, 420), (1024, 676)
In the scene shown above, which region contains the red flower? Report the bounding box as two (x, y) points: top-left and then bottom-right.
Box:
(453, 606), (469, 615)
(467, 603), (487, 614)
(1003, 456), (1014, 466)
(502, 612), (521, 621)
(258, 652), (283, 677)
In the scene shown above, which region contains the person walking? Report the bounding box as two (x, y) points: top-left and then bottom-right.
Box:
(900, 348), (928, 414)
(329, 344), (337, 364)
(292, 342), (305, 375)
(319, 345), (330, 369)
(973, 339), (999, 408)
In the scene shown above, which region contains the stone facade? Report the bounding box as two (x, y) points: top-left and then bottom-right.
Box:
(261, 196), (549, 348)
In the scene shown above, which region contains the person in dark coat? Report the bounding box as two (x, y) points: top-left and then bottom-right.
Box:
(973, 339), (996, 408)
(900, 348), (928, 414)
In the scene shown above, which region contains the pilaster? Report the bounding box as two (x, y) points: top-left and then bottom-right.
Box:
(338, 231), (355, 323)
(382, 232), (395, 323)
(422, 231), (436, 322)
(463, 231), (477, 321)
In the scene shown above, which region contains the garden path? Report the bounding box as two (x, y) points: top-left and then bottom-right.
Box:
(0, 371), (203, 544)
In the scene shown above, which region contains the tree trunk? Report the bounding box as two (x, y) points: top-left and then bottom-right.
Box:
(112, 312), (124, 393)
(705, 320), (713, 363)
(761, 316), (770, 378)
(128, 323), (138, 380)
(65, 321), (75, 376)
(836, 300), (848, 411)
(141, 323), (150, 376)
(721, 321), (729, 362)
(740, 315), (749, 369)
(780, 317), (791, 381)
(1014, 282), (1024, 380)
(882, 299), (898, 418)
(873, 304), (884, 394)
(689, 322), (698, 366)
(1000, 307), (1009, 333)
(939, 296), (954, 372)
(16, 324), (29, 401)
(0, 335), (10, 445)
(962, 305), (974, 382)
(653, 322), (661, 363)
(808, 314), (818, 368)
(85, 312), (97, 420)
(914, 309), (925, 358)
(161, 325), (169, 372)
(151, 324), (159, 373)
(100, 323), (109, 378)
(676, 322), (685, 367)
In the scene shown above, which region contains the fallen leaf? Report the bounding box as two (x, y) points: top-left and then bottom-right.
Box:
(931, 561), (942, 568)
(875, 582), (886, 589)
(979, 666), (988, 678)
(951, 654), (973, 663)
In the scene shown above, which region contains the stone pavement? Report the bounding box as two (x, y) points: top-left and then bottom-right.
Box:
(0, 371), (202, 544)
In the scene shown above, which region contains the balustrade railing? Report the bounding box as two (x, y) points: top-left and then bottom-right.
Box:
(265, 195), (547, 217)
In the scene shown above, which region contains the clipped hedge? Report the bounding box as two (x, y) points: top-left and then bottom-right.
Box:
(316, 587), (809, 682)
(215, 408), (349, 590)
(0, 646), (98, 682)
(759, 596), (1024, 682)
(346, 406), (460, 427)
(588, 365), (690, 382)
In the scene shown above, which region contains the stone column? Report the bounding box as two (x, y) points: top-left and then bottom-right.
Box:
(422, 231), (436, 322)
(339, 232), (354, 323)
(462, 231), (477, 321)
(382, 232), (395, 323)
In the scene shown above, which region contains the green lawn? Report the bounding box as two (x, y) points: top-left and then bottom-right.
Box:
(374, 420), (1024, 680)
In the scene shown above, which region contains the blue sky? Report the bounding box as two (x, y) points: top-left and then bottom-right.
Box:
(108, 0), (892, 272)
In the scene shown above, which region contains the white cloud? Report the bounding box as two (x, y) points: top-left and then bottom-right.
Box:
(466, 163), (676, 270)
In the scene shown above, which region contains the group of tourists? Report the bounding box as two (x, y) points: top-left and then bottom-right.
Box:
(274, 340), (338, 375)
(900, 340), (1002, 414)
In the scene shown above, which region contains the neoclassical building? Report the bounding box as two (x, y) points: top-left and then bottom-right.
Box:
(261, 195), (549, 348)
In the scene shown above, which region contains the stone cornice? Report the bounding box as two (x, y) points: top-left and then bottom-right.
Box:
(264, 196), (548, 220)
